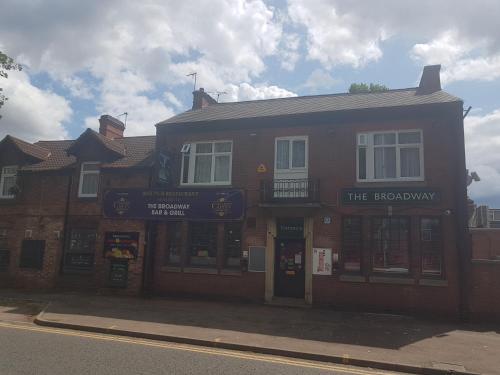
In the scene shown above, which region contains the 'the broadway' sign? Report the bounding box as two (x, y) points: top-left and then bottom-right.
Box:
(103, 189), (245, 221)
(342, 188), (440, 205)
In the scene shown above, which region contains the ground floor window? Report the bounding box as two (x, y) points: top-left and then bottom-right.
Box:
(64, 229), (97, 272)
(341, 217), (362, 272)
(372, 217), (410, 273)
(420, 217), (442, 275)
(224, 223), (242, 268)
(165, 222), (182, 266)
(0, 229), (9, 271)
(188, 222), (218, 267)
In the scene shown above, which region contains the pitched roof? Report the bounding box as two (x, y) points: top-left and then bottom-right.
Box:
(21, 135), (155, 171)
(67, 128), (126, 156)
(0, 135), (51, 160)
(157, 88), (462, 126)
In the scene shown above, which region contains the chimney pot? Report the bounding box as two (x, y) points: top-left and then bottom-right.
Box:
(417, 65), (441, 94)
(192, 88), (217, 110)
(99, 115), (125, 139)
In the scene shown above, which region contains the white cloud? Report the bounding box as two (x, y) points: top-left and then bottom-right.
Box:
(164, 92), (185, 111)
(0, 71), (71, 142)
(301, 69), (339, 92)
(224, 82), (297, 102)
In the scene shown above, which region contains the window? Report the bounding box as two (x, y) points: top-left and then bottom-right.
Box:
(19, 240), (45, 269)
(64, 229), (97, 271)
(275, 137), (307, 170)
(188, 222), (218, 267)
(0, 166), (18, 198)
(224, 223), (242, 268)
(165, 222), (182, 265)
(357, 131), (423, 181)
(341, 217), (362, 272)
(421, 218), (442, 276)
(0, 229), (8, 271)
(372, 217), (410, 273)
(78, 162), (100, 197)
(180, 141), (232, 185)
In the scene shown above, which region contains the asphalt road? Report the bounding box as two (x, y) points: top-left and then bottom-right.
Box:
(0, 321), (406, 375)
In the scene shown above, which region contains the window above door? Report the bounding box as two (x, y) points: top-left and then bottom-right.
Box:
(275, 136), (308, 172)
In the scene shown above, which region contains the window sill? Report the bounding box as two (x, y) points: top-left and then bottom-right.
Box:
(178, 184), (233, 189)
(183, 267), (218, 275)
(419, 278), (448, 287)
(160, 266), (181, 273)
(339, 274), (366, 283)
(369, 276), (415, 285)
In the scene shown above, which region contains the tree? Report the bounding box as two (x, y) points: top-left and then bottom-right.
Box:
(0, 51), (22, 119)
(349, 82), (389, 94)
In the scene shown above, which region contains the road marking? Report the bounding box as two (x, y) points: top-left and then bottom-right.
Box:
(0, 321), (397, 375)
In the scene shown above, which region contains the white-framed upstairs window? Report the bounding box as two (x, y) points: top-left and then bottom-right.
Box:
(274, 136), (308, 172)
(180, 141), (232, 185)
(0, 166), (18, 199)
(78, 162), (100, 197)
(357, 130), (424, 182)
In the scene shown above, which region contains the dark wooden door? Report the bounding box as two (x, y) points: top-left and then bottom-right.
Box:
(274, 239), (305, 298)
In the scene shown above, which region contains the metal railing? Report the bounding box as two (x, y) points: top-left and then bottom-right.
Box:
(260, 178), (320, 203)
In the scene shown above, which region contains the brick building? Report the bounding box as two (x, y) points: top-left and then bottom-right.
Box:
(0, 65), (477, 317)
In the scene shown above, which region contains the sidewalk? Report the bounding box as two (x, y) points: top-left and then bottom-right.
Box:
(2, 291), (499, 375)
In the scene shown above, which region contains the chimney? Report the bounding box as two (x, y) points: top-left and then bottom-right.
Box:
(417, 65), (441, 94)
(192, 88), (217, 110)
(99, 115), (125, 139)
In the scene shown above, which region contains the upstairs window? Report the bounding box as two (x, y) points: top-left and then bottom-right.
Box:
(78, 162), (100, 197)
(275, 137), (308, 171)
(357, 131), (423, 181)
(180, 141), (232, 185)
(0, 166), (18, 199)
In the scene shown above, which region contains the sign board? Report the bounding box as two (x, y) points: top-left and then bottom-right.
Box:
(103, 189), (244, 221)
(342, 188), (440, 205)
(109, 260), (128, 288)
(257, 164), (267, 173)
(104, 232), (139, 259)
(313, 248), (332, 275)
(64, 253), (94, 269)
(277, 218), (304, 239)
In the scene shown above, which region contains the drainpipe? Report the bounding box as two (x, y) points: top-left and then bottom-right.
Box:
(59, 170), (73, 275)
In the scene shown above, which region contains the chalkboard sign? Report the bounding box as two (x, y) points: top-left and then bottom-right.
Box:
(0, 250), (10, 271)
(109, 260), (128, 288)
(64, 253), (94, 270)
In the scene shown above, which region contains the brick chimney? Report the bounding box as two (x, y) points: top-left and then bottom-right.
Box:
(192, 88), (217, 110)
(417, 65), (441, 94)
(99, 115), (125, 139)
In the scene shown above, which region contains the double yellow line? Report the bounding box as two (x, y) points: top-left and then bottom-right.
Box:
(0, 321), (393, 375)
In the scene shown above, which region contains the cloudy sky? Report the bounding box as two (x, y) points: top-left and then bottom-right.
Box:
(0, 0), (499, 206)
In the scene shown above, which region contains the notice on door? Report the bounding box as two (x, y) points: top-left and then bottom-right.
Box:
(313, 248), (332, 275)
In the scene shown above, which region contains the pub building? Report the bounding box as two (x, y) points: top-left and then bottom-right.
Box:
(0, 65), (471, 317)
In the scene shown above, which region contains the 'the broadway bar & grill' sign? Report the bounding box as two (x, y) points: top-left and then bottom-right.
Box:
(342, 188), (440, 205)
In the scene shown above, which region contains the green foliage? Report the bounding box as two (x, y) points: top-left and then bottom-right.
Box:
(0, 51), (22, 119)
(349, 82), (389, 94)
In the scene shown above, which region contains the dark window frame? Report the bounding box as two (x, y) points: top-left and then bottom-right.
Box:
(0, 228), (9, 271)
(165, 222), (183, 266)
(63, 228), (97, 273)
(19, 239), (45, 270)
(187, 222), (218, 268)
(420, 216), (444, 278)
(341, 216), (363, 273)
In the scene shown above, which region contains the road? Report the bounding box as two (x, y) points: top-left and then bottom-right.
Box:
(0, 321), (407, 375)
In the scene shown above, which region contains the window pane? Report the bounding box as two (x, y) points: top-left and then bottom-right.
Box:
(400, 147), (420, 177)
(342, 217), (362, 272)
(194, 155), (212, 183)
(81, 173), (99, 195)
(68, 229), (97, 253)
(214, 155), (230, 182)
(421, 218), (442, 275)
(374, 133), (395, 145)
(189, 223), (217, 267)
(182, 155), (190, 183)
(196, 143), (212, 153)
(358, 147), (366, 179)
(292, 140), (306, 168)
(372, 217), (409, 272)
(276, 140), (290, 169)
(166, 222), (182, 265)
(374, 147), (396, 179)
(214, 142), (231, 153)
(399, 132), (421, 144)
(2, 176), (16, 196)
(224, 223), (242, 268)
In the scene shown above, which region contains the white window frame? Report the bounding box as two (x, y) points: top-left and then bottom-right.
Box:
(180, 140), (233, 186)
(357, 130), (424, 182)
(0, 165), (18, 199)
(274, 136), (309, 173)
(78, 162), (100, 198)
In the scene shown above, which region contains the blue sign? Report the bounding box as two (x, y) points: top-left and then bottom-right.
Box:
(103, 189), (245, 221)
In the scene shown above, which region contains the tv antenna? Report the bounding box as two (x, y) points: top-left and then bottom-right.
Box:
(117, 112), (128, 127)
(186, 72), (197, 91)
(207, 91), (227, 102)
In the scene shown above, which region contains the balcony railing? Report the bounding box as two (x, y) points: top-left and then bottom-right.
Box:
(260, 178), (320, 203)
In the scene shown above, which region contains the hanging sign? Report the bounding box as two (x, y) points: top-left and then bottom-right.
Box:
(103, 189), (244, 221)
(313, 248), (332, 275)
(342, 188), (440, 205)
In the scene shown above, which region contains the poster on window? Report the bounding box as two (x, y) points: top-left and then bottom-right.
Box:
(103, 232), (139, 259)
(313, 248), (332, 275)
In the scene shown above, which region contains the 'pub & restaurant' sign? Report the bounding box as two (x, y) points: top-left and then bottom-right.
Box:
(342, 188), (440, 205)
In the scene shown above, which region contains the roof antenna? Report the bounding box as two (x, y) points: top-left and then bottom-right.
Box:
(117, 112), (128, 128)
(207, 91), (227, 102)
(186, 72), (197, 91)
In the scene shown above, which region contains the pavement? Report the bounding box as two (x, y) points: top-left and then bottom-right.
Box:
(1, 290), (499, 375)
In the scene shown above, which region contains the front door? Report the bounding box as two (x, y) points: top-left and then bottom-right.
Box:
(274, 238), (305, 298)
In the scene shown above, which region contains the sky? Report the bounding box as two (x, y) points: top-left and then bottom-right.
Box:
(0, 0), (499, 206)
